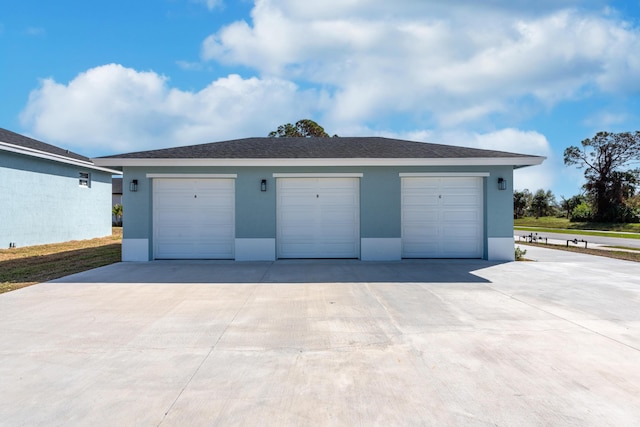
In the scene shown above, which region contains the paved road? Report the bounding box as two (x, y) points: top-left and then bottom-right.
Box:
(515, 228), (640, 249)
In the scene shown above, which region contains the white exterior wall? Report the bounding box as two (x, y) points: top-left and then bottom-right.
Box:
(1, 151), (113, 248)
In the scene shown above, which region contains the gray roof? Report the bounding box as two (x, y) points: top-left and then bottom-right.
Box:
(0, 127), (90, 162)
(98, 137), (540, 159)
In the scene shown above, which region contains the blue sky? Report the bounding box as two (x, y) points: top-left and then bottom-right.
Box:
(2, 0), (640, 199)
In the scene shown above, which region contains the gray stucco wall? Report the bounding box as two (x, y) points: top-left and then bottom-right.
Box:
(0, 151), (113, 248)
(122, 165), (515, 258)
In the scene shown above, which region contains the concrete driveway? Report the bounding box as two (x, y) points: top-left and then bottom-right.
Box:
(1, 249), (640, 426)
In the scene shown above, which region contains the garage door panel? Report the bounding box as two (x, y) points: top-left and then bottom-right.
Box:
(402, 177), (482, 258)
(403, 178), (438, 190)
(277, 177), (359, 258)
(403, 193), (439, 204)
(441, 210), (479, 222)
(442, 226), (481, 238)
(441, 177), (478, 187)
(443, 195), (480, 206)
(322, 196), (357, 206)
(404, 228), (438, 240)
(403, 209), (439, 222)
(320, 209), (356, 222)
(403, 241), (439, 254)
(153, 178), (235, 259)
(279, 228), (315, 239)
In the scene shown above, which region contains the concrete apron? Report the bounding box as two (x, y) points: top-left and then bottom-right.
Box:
(1, 252), (640, 426)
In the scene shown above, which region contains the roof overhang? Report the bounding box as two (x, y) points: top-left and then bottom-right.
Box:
(93, 156), (545, 168)
(1, 141), (122, 174)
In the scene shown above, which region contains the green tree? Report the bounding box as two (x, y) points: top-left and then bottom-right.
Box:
(268, 119), (336, 138)
(571, 202), (592, 222)
(564, 131), (640, 222)
(560, 194), (586, 219)
(530, 189), (556, 219)
(112, 203), (123, 226)
(513, 189), (532, 219)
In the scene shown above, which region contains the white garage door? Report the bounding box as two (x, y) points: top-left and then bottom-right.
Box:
(153, 178), (235, 259)
(277, 177), (360, 258)
(402, 176), (483, 258)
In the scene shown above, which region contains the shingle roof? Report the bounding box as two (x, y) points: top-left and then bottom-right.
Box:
(0, 127), (90, 162)
(98, 137), (539, 159)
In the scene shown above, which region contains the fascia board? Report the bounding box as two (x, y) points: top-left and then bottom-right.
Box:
(93, 156), (546, 168)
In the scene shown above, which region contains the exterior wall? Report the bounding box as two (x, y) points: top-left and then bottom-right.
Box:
(121, 165), (515, 261)
(0, 151), (113, 248)
(485, 166), (515, 260)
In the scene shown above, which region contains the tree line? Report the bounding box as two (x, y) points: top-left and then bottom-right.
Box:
(513, 189), (593, 221)
(516, 131), (640, 222)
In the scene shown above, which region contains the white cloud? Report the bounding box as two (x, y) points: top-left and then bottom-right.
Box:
(372, 127), (555, 192)
(193, 0), (224, 11)
(445, 128), (555, 192)
(176, 60), (204, 71)
(20, 64), (319, 155)
(201, 1), (640, 127)
(583, 110), (632, 128)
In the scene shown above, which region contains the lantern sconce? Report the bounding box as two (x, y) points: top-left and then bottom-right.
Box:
(260, 179), (267, 192)
(129, 179), (138, 192)
(498, 177), (507, 191)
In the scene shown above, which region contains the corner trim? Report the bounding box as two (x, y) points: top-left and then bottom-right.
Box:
(361, 238), (402, 261)
(488, 237), (515, 261)
(122, 238), (149, 262)
(235, 238), (276, 261)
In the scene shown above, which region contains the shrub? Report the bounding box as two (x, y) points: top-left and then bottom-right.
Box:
(515, 246), (527, 261)
(570, 202), (592, 222)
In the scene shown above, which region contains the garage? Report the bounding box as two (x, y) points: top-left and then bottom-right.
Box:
(401, 175), (483, 258)
(152, 178), (235, 259)
(276, 176), (360, 258)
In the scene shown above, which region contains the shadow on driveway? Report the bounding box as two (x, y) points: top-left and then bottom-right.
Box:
(50, 259), (506, 284)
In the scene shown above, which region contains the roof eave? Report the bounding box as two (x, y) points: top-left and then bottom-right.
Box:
(1, 142), (122, 174)
(93, 156), (545, 168)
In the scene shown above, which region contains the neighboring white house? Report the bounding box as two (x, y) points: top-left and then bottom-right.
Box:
(0, 128), (121, 248)
(94, 137), (544, 262)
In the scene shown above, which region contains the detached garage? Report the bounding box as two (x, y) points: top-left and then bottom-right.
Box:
(93, 137), (544, 262)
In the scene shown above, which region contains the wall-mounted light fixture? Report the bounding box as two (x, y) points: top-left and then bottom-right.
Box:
(260, 179), (267, 192)
(498, 177), (507, 191)
(129, 179), (138, 192)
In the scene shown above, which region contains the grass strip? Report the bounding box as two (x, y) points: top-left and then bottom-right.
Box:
(514, 226), (640, 239)
(0, 229), (122, 295)
(517, 242), (640, 263)
(602, 245), (640, 252)
(514, 217), (640, 233)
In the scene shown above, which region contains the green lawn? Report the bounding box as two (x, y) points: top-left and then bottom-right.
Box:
(514, 217), (640, 239)
(514, 217), (640, 232)
(0, 228), (122, 294)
